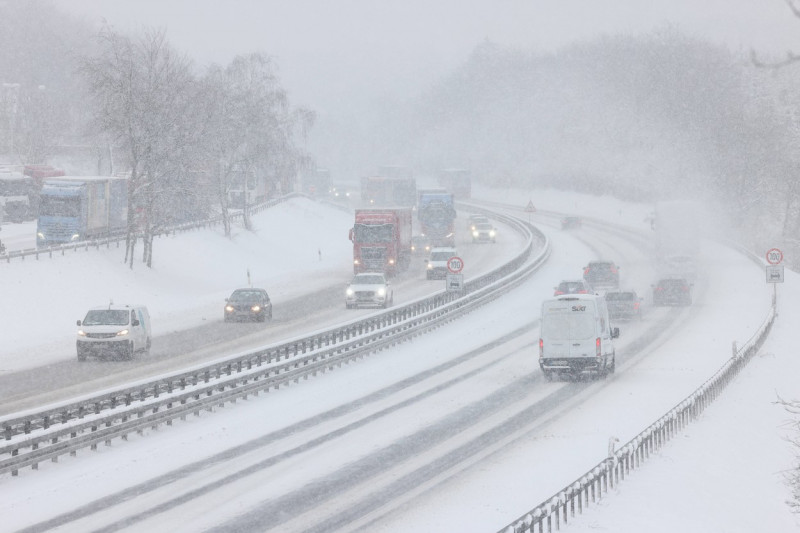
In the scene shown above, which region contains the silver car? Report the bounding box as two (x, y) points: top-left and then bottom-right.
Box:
(345, 273), (393, 309)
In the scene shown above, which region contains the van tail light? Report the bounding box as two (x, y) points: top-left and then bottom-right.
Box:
(539, 338), (544, 358)
(596, 337), (601, 357)
(583, 268), (590, 276)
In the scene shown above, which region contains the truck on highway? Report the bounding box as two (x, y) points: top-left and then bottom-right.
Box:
(417, 188), (456, 247)
(0, 168), (34, 222)
(349, 207), (413, 276)
(360, 175), (417, 207)
(437, 168), (471, 199)
(36, 176), (128, 247)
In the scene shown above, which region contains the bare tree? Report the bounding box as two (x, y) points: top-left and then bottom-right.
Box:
(81, 25), (195, 268)
(197, 53), (314, 236)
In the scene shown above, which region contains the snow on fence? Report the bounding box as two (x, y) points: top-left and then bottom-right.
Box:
(497, 299), (777, 533)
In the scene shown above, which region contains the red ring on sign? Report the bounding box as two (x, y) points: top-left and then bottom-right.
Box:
(447, 256), (464, 274)
(766, 248), (783, 265)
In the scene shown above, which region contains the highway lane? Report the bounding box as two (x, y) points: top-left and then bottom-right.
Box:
(0, 210), (527, 415)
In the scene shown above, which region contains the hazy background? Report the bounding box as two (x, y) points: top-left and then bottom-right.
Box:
(6, 0), (800, 264)
(53, 0), (800, 112)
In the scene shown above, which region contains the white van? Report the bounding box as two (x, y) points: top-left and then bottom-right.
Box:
(539, 294), (619, 380)
(76, 305), (152, 361)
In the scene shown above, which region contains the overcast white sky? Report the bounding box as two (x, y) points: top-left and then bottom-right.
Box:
(53, 0), (800, 111)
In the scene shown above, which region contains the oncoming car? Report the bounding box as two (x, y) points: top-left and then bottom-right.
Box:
(425, 247), (458, 280)
(224, 288), (273, 322)
(472, 222), (497, 243)
(561, 216), (582, 229)
(411, 235), (432, 256)
(345, 272), (393, 309)
(76, 304), (151, 361)
(467, 214), (489, 231)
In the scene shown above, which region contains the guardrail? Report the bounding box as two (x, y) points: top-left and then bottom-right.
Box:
(498, 297), (777, 533)
(0, 194), (298, 263)
(0, 207), (549, 477)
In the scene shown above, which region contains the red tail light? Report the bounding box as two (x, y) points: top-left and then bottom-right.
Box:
(583, 268), (590, 275)
(554, 290), (564, 295)
(539, 338), (544, 357)
(596, 337), (601, 356)
(610, 266), (618, 274)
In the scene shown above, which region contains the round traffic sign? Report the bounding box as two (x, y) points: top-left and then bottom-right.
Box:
(766, 248), (783, 265)
(447, 256), (464, 274)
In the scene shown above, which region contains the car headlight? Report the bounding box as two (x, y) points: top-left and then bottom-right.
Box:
(37, 232), (45, 240)
(71, 234), (81, 241)
(346, 288), (354, 296)
(116, 329), (129, 337)
(377, 288), (386, 296)
(472, 230), (479, 237)
(490, 230), (496, 237)
(251, 305), (261, 312)
(77, 329), (86, 336)
(225, 305), (234, 312)
(353, 259), (360, 265)
(427, 263), (433, 270)
(388, 258), (395, 265)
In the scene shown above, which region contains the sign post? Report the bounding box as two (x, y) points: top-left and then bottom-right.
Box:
(525, 200), (536, 223)
(446, 256), (464, 293)
(765, 248), (784, 306)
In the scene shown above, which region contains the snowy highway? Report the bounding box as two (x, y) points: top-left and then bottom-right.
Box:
(0, 193), (774, 532)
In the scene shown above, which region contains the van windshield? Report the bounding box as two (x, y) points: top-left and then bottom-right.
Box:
(83, 310), (129, 326)
(542, 311), (595, 340)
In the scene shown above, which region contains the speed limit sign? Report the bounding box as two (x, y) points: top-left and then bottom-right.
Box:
(766, 248), (783, 265)
(447, 256), (464, 274)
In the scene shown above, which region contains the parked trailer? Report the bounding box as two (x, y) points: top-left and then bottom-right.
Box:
(36, 176), (128, 247)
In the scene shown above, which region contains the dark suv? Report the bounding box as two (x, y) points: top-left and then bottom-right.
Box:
(583, 261), (620, 290)
(553, 279), (592, 296)
(606, 290), (642, 320)
(652, 278), (692, 306)
(224, 288), (273, 322)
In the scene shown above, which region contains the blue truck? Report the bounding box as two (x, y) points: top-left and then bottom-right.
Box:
(36, 176), (128, 247)
(417, 188), (456, 247)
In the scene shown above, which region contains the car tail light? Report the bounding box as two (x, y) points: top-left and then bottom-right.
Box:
(583, 268), (590, 275)
(554, 290), (564, 295)
(634, 301), (640, 310)
(596, 337), (601, 357)
(610, 266), (618, 274)
(539, 338), (544, 357)
(579, 290), (588, 294)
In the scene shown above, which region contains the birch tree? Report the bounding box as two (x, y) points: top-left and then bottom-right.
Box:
(81, 26), (195, 268)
